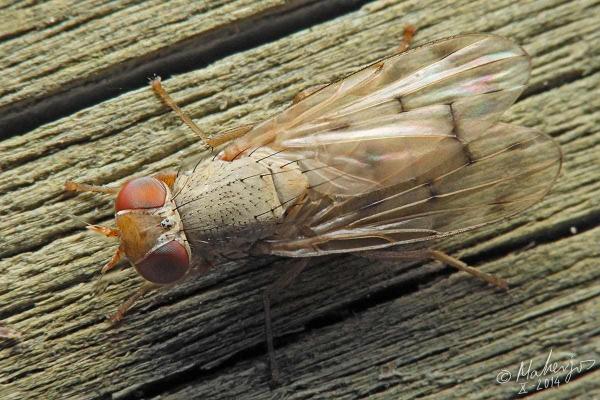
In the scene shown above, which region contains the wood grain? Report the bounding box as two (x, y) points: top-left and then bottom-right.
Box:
(0, 0), (598, 399)
(0, 0), (286, 108)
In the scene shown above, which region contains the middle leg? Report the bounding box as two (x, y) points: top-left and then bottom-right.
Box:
(262, 258), (310, 385)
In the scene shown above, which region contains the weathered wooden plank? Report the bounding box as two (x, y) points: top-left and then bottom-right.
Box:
(0, 0), (286, 108)
(1, 0), (366, 138)
(0, 0), (598, 399)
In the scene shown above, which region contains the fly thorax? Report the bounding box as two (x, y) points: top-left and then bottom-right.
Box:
(174, 156), (308, 261)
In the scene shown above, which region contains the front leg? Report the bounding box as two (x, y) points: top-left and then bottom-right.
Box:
(64, 181), (119, 194)
(109, 282), (161, 324)
(65, 170), (178, 195)
(397, 24), (416, 53)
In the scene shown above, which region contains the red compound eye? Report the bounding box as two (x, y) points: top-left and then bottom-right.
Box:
(135, 241), (190, 284)
(115, 177), (166, 212)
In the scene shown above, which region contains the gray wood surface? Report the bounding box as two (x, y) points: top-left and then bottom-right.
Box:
(0, 0), (286, 107)
(1, 0), (598, 399)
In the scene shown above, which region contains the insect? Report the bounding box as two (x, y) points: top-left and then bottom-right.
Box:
(66, 31), (562, 383)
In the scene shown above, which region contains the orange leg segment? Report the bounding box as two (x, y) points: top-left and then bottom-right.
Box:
(150, 76), (253, 149)
(87, 224), (119, 238)
(65, 181), (119, 194)
(109, 283), (159, 324)
(397, 24), (417, 53)
(101, 247), (124, 274)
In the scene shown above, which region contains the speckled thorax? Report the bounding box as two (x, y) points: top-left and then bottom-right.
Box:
(173, 153), (307, 265)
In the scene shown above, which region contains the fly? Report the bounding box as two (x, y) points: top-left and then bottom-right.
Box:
(66, 28), (562, 384)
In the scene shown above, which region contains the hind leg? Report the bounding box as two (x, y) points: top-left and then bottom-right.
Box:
(292, 84), (328, 104)
(360, 249), (508, 289)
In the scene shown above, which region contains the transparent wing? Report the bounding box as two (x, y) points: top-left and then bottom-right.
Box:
(216, 34), (561, 256)
(259, 123), (561, 256)
(222, 33), (531, 175)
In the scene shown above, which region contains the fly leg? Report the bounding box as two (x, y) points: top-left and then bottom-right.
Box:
(150, 76), (253, 148)
(208, 124), (255, 147)
(109, 282), (160, 324)
(428, 250), (508, 289)
(64, 181), (119, 194)
(291, 25), (416, 106)
(152, 170), (178, 188)
(292, 84), (328, 104)
(64, 185), (123, 270)
(397, 24), (417, 53)
(150, 76), (210, 144)
(361, 249), (508, 290)
(67, 171), (179, 196)
(263, 258), (310, 385)
(100, 247), (124, 274)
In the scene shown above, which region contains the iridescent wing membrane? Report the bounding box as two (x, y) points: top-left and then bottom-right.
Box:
(222, 34), (562, 257)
